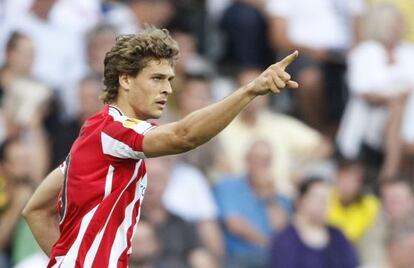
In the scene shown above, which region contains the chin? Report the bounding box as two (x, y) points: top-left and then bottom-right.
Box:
(150, 111), (163, 119)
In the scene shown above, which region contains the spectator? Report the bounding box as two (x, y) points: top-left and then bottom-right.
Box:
(336, 4), (414, 180)
(0, 138), (35, 267)
(220, 0), (274, 71)
(386, 222), (414, 268)
(269, 178), (358, 268)
(357, 179), (414, 267)
(143, 157), (218, 268)
(369, 0), (414, 44)
(158, 73), (226, 259)
(167, 24), (214, 102)
(214, 139), (292, 268)
(129, 220), (162, 268)
(0, 32), (34, 100)
(368, 179), (414, 268)
(171, 73), (229, 179)
(0, 32), (35, 142)
(381, 179), (414, 226)
(0, 0), (85, 117)
(327, 159), (380, 243)
(50, 75), (103, 168)
(219, 69), (332, 196)
(161, 157), (224, 261)
(267, 0), (366, 133)
(104, 0), (175, 34)
(85, 23), (117, 80)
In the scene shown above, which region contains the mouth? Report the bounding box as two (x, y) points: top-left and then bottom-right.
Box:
(155, 100), (167, 108)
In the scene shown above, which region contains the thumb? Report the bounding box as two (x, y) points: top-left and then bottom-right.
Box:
(277, 50), (299, 70)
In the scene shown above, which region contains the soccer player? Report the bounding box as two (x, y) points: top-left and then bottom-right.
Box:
(22, 28), (298, 268)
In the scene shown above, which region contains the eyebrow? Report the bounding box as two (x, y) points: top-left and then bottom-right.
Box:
(152, 73), (175, 80)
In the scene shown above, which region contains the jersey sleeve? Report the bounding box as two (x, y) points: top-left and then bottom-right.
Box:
(101, 115), (157, 160)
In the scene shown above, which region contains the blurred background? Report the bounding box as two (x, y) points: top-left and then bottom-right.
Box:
(0, 0), (414, 267)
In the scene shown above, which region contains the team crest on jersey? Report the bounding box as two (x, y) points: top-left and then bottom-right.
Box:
(122, 118), (141, 128)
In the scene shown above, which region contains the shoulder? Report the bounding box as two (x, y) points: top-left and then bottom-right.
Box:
(273, 224), (298, 245)
(327, 225), (349, 241)
(360, 194), (380, 209)
(104, 105), (156, 135)
(214, 175), (245, 189)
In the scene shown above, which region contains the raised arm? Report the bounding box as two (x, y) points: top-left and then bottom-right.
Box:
(143, 51), (299, 157)
(22, 168), (63, 256)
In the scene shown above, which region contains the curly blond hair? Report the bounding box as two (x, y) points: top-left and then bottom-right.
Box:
(101, 27), (179, 104)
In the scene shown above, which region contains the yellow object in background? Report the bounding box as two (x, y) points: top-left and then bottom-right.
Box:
(327, 191), (380, 242)
(369, 0), (414, 43)
(0, 176), (9, 213)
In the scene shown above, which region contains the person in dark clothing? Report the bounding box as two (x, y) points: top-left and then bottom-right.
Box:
(269, 178), (358, 268)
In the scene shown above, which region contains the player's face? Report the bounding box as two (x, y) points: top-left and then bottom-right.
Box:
(127, 59), (175, 120)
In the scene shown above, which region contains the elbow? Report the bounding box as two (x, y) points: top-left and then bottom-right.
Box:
(22, 203), (39, 221)
(21, 205), (31, 219)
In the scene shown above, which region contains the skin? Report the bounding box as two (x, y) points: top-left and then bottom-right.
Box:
(115, 59), (175, 120)
(23, 50), (299, 256)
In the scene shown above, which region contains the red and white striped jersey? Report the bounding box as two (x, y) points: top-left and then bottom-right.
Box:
(48, 105), (156, 268)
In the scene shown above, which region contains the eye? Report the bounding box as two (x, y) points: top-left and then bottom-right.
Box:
(152, 76), (162, 81)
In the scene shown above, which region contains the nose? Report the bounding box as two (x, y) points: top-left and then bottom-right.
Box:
(163, 81), (173, 95)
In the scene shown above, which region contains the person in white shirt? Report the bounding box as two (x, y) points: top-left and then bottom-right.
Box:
(337, 4), (414, 180)
(267, 0), (366, 133)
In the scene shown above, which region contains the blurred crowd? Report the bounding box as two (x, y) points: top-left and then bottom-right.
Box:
(0, 0), (414, 267)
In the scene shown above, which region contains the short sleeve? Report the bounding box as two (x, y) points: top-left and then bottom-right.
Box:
(102, 112), (157, 160)
(163, 163), (218, 221)
(266, 0), (293, 17)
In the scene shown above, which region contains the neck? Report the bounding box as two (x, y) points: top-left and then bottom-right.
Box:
(111, 98), (139, 119)
(295, 213), (323, 229)
(31, 3), (51, 21)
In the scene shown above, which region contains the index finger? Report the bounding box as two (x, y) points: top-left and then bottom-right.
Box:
(276, 50), (299, 70)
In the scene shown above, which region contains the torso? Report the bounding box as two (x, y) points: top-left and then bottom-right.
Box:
(48, 105), (155, 268)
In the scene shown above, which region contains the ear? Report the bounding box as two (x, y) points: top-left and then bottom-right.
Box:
(119, 74), (131, 92)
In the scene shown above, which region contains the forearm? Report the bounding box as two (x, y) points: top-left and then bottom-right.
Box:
(24, 210), (60, 256)
(176, 85), (255, 149)
(225, 217), (268, 247)
(22, 168), (63, 255)
(197, 220), (225, 257)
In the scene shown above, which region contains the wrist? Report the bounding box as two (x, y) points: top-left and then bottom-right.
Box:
(239, 82), (258, 99)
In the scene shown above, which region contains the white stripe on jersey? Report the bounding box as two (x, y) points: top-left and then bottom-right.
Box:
(108, 174), (147, 266)
(101, 132), (146, 159)
(51, 256), (64, 268)
(128, 206), (142, 255)
(104, 165), (114, 198)
(83, 161), (143, 267)
(60, 205), (99, 267)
